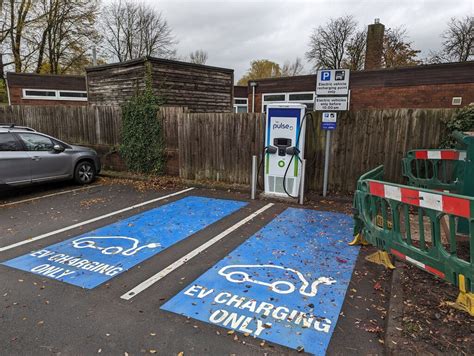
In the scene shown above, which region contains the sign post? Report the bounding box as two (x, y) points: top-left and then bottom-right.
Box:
(316, 69), (350, 197)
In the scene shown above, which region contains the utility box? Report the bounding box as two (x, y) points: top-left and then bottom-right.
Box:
(264, 103), (306, 197)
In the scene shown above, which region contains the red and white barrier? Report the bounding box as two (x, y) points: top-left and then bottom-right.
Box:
(391, 249), (445, 278)
(368, 181), (472, 218)
(414, 150), (467, 161)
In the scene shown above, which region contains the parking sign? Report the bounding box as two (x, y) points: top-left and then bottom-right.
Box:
(316, 69), (350, 95)
(321, 70), (331, 81)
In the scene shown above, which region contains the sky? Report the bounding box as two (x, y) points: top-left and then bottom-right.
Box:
(145, 0), (473, 81)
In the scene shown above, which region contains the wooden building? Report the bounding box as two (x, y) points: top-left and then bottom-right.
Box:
(6, 72), (87, 106)
(247, 61), (474, 112)
(86, 57), (234, 112)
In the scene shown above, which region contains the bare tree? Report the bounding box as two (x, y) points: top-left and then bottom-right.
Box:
(101, 0), (176, 62)
(382, 27), (420, 67)
(188, 49), (208, 64)
(442, 16), (473, 62)
(306, 16), (357, 70)
(343, 30), (366, 70)
(429, 16), (473, 63)
(281, 57), (304, 76)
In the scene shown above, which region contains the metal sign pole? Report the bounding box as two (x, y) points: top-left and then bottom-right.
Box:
(251, 155), (257, 200)
(299, 159), (306, 205)
(323, 130), (331, 197)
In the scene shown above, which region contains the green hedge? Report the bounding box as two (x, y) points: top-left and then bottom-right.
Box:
(441, 106), (474, 148)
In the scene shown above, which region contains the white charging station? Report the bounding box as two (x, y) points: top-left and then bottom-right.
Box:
(264, 103), (306, 198)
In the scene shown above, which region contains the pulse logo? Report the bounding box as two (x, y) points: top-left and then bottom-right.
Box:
(273, 121), (294, 131)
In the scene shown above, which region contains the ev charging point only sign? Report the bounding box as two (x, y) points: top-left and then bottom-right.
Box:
(162, 208), (359, 355)
(2, 196), (246, 288)
(316, 69), (350, 95)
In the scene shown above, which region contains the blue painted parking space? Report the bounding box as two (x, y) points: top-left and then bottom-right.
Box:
(2, 196), (246, 289)
(161, 208), (359, 355)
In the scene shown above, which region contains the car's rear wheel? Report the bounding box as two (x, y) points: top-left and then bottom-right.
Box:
(74, 161), (96, 185)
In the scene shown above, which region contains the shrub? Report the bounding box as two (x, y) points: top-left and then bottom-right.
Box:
(441, 105), (474, 148)
(120, 85), (165, 174)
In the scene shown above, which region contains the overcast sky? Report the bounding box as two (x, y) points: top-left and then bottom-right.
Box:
(145, 0), (473, 81)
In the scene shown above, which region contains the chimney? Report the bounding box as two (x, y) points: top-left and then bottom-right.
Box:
(364, 19), (385, 70)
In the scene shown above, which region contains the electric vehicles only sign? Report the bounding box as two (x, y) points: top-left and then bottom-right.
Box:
(162, 208), (360, 355)
(316, 69), (350, 95)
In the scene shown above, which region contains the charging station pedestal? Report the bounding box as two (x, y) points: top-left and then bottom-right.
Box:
(264, 103), (306, 198)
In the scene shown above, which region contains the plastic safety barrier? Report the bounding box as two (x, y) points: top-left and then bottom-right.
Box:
(352, 165), (474, 316)
(401, 148), (466, 191)
(402, 131), (474, 194)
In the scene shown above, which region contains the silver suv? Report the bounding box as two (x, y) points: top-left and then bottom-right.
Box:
(0, 124), (101, 187)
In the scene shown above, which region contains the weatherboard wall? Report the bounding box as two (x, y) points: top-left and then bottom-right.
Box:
(86, 57), (234, 113)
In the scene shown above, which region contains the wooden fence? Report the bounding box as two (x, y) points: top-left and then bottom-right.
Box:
(0, 105), (454, 193)
(0, 105), (122, 146)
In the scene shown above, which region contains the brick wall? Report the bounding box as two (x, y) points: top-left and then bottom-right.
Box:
(246, 62), (474, 112)
(350, 83), (473, 110)
(248, 82), (473, 112)
(8, 87), (88, 106)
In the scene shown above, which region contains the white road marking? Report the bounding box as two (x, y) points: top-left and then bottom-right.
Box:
(120, 203), (275, 301)
(0, 184), (102, 208)
(0, 187), (195, 252)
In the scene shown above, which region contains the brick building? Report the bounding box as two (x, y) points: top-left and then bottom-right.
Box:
(245, 61), (474, 112)
(6, 72), (87, 106)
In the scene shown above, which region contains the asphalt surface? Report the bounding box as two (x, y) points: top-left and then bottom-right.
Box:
(0, 179), (390, 355)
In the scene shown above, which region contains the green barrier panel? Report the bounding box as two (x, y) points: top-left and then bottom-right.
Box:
(401, 149), (466, 191)
(402, 131), (474, 234)
(402, 131), (474, 194)
(352, 165), (474, 315)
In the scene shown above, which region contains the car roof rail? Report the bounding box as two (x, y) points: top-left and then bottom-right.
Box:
(0, 123), (36, 132)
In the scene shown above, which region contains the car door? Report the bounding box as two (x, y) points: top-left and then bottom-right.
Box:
(16, 132), (71, 182)
(0, 132), (31, 185)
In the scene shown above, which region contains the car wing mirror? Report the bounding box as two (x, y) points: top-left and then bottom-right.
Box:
(53, 144), (65, 152)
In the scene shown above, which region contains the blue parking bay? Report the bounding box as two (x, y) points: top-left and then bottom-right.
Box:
(2, 196), (246, 289)
(161, 208), (359, 355)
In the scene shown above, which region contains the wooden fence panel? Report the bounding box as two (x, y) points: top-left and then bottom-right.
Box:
(177, 112), (265, 184)
(305, 109), (452, 193)
(0, 105), (122, 146)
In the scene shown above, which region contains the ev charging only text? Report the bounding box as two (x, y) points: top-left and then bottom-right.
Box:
(28, 249), (123, 279)
(183, 284), (332, 337)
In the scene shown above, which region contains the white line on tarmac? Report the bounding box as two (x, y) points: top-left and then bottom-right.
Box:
(120, 203), (275, 301)
(0, 187), (195, 253)
(0, 184), (103, 208)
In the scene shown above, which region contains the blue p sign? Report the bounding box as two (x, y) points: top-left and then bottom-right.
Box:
(321, 71), (331, 81)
